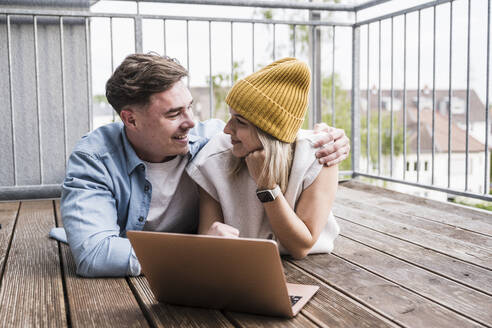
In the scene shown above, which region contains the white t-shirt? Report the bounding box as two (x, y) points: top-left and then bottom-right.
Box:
(186, 132), (340, 255)
(143, 155), (199, 232)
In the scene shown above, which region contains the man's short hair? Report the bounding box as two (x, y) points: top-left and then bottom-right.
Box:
(105, 53), (188, 114)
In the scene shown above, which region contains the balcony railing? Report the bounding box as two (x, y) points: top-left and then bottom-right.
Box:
(0, 0), (490, 202)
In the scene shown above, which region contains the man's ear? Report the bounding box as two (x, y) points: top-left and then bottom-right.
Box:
(120, 108), (137, 129)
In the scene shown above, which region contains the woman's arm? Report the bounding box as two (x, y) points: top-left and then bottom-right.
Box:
(264, 165), (338, 259)
(245, 150), (338, 259)
(198, 186), (239, 237)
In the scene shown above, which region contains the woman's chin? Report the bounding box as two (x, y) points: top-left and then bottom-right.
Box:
(231, 148), (246, 158)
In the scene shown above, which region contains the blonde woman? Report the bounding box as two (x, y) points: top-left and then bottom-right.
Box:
(186, 58), (339, 258)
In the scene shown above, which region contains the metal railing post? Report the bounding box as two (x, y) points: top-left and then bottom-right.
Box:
(351, 23), (361, 174)
(134, 1), (143, 52)
(309, 9), (321, 128)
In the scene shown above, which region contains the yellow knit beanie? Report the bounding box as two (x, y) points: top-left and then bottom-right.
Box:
(225, 57), (310, 143)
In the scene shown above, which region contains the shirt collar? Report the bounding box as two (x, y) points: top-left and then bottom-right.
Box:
(121, 126), (144, 174)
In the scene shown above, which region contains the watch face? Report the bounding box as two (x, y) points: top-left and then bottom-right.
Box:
(257, 190), (275, 202)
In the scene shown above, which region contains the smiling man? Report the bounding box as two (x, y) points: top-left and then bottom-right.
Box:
(54, 54), (350, 277)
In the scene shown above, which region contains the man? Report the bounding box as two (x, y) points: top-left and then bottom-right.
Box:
(50, 54), (350, 277)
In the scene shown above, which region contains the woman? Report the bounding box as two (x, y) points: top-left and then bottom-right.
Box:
(186, 57), (339, 259)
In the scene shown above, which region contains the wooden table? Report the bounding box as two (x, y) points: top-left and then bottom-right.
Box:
(0, 181), (490, 327)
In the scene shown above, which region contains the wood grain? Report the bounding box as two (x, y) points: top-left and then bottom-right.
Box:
(0, 201), (19, 280)
(338, 218), (492, 296)
(283, 261), (397, 328)
(336, 189), (492, 249)
(128, 275), (234, 328)
(332, 202), (492, 269)
(0, 200), (66, 327)
(54, 200), (149, 328)
(340, 181), (492, 235)
(291, 253), (481, 328)
(334, 236), (492, 326)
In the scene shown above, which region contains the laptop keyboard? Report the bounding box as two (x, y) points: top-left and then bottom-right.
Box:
(290, 295), (302, 306)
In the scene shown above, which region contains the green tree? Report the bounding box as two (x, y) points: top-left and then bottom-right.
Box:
(208, 61), (245, 121)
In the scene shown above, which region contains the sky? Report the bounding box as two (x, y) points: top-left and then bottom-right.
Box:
(89, 0), (491, 105)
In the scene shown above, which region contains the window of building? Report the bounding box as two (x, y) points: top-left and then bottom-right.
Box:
(406, 161), (410, 171)
(424, 161), (428, 171)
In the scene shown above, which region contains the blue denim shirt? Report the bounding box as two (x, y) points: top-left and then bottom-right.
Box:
(56, 120), (224, 277)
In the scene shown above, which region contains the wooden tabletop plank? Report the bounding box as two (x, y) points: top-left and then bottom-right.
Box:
(283, 261), (397, 328)
(336, 189), (492, 249)
(291, 253), (483, 328)
(0, 201), (19, 282)
(332, 202), (492, 269)
(334, 236), (492, 326)
(0, 200), (67, 327)
(128, 275), (234, 327)
(339, 218), (492, 296)
(54, 200), (149, 328)
(340, 181), (492, 235)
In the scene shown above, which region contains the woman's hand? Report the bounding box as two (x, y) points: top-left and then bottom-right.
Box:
(206, 222), (239, 238)
(245, 150), (275, 189)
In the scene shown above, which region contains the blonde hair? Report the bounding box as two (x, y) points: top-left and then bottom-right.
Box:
(230, 128), (295, 193)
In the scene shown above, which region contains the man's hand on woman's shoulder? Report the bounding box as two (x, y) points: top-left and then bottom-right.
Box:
(312, 123), (350, 167)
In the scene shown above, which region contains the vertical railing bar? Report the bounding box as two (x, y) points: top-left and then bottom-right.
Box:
(134, 1), (142, 53)
(85, 17), (93, 132)
(6, 15), (16, 185)
(366, 24), (370, 173)
(351, 18), (360, 174)
(110, 17), (115, 122)
(272, 23), (276, 60)
(390, 16), (394, 177)
(311, 22), (317, 128)
(403, 13), (407, 181)
(186, 19), (190, 89)
(417, 10), (421, 183)
(59, 16), (68, 168)
(209, 20), (213, 118)
(378, 20), (381, 176)
(464, 0), (471, 191)
(34, 16), (42, 182)
(163, 19), (167, 55)
(252, 22), (255, 71)
(432, 5), (436, 185)
(230, 22), (234, 85)
(332, 26), (336, 127)
(293, 24), (296, 57)
(485, 0), (491, 194)
(34, 16), (43, 184)
(448, 1), (453, 188)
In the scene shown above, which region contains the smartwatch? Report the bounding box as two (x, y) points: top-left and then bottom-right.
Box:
(256, 185), (281, 203)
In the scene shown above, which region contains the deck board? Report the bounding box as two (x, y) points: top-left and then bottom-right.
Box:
(332, 202), (492, 269)
(128, 275), (234, 327)
(54, 201), (149, 328)
(336, 188), (492, 248)
(292, 254), (482, 328)
(0, 200), (66, 327)
(334, 236), (492, 326)
(1, 181), (491, 327)
(340, 181), (492, 235)
(338, 218), (492, 296)
(0, 202), (19, 281)
(283, 261), (396, 328)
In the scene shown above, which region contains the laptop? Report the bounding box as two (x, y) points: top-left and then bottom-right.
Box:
(127, 231), (319, 317)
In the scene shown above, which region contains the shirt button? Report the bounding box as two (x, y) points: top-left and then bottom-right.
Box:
(138, 216), (144, 222)
(144, 185), (150, 192)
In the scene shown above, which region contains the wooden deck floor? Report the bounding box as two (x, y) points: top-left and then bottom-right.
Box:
(0, 181), (490, 327)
